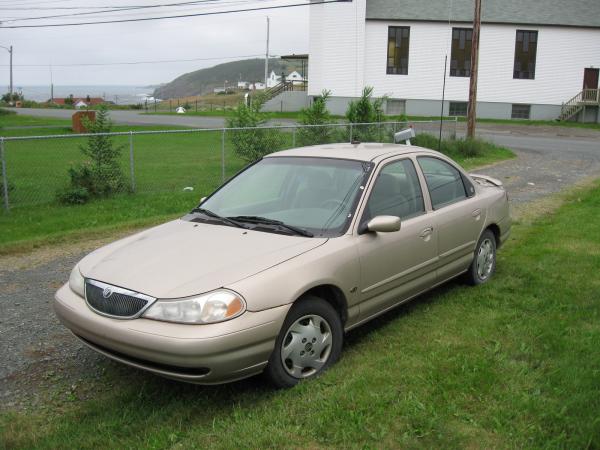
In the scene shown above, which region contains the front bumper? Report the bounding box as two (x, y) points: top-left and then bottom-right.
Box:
(54, 283), (290, 384)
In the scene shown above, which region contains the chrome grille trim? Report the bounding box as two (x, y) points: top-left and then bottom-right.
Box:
(84, 279), (157, 320)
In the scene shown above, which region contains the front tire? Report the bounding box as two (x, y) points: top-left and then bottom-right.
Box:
(466, 229), (497, 285)
(264, 296), (343, 388)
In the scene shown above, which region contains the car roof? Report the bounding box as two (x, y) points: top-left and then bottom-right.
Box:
(266, 142), (442, 163)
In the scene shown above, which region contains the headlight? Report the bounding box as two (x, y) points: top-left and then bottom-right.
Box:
(69, 265), (85, 298)
(143, 289), (246, 324)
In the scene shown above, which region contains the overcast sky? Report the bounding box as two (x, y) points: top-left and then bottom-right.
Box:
(0, 0), (309, 87)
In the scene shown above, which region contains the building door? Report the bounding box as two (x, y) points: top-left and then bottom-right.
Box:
(583, 68), (599, 90)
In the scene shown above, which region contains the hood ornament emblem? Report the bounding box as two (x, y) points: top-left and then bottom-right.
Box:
(102, 287), (113, 299)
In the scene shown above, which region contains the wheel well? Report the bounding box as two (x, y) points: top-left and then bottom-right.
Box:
(486, 224), (501, 247)
(298, 285), (348, 325)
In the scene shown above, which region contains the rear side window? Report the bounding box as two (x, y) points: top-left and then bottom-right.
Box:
(364, 159), (425, 221)
(418, 157), (467, 209)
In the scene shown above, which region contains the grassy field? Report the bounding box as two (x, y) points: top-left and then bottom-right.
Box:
(0, 115), (514, 253)
(1, 179), (599, 449)
(0, 112), (70, 128)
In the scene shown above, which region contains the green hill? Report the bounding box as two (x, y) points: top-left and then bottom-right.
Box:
(153, 58), (301, 99)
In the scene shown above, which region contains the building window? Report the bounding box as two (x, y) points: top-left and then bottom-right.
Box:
(387, 27), (410, 75)
(385, 99), (406, 116)
(513, 30), (538, 79)
(450, 28), (472, 77)
(449, 102), (468, 117)
(511, 104), (531, 119)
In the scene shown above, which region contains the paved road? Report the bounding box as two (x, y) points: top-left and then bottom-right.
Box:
(464, 125), (600, 204)
(13, 107), (297, 128)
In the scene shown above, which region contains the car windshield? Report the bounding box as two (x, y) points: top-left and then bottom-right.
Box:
(194, 157), (372, 237)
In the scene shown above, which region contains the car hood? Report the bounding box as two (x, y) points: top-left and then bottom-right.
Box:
(78, 219), (327, 299)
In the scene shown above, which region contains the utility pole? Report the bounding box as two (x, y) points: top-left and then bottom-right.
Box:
(0, 45), (12, 98)
(467, 0), (481, 139)
(49, 64), (54, 102)
(8, 46), (12, 97)
(264, 16), (270, 88)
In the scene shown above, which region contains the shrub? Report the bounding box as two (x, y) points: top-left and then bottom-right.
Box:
(413, 133), (489, 158)
(226, 94), (285, 162)
(297, 90), (335, 147)
(1, 92), (23, 104)
(346, 86), (388, 142)
(57, 106), (127, 205)
(0, 107), (16, 116)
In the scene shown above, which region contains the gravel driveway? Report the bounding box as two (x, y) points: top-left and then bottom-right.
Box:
(1, 124), (599, 409)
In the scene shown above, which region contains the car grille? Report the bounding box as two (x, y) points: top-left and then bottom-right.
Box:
(85, 280), (154, 318)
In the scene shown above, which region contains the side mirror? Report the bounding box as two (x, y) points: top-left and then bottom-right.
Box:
(361, 216), (401, 234)
(200, 197), (207, 204)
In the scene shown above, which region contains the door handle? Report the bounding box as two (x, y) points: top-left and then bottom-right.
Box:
(419, 227), (433, 239)
(472, 209), (482, 218)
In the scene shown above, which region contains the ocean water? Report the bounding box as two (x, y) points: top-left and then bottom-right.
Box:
(12, 85), (156, 105)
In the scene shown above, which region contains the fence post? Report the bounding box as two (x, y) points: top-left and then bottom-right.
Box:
(0, 137), (9, 211)
(221, 129), (226, 183)
(292, 128), (296, 147)
(349, 123), (353, 143)
(129, 131), (136, 192)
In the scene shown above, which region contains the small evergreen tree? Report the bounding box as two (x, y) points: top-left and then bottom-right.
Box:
(226, 93), (285, 162)
(297, 90), (335, 146)
(346, 86), (389, 142)
(57, 105), (127, 204)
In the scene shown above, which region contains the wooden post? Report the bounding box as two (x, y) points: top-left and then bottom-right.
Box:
(467, 0), (482, 139)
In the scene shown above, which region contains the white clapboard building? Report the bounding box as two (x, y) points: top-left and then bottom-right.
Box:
(306, 0), (600, 121)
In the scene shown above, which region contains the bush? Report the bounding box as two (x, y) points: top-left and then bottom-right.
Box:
(1, 92), (23, 104)
(412, 133), (489, 158)
(0, 107), (16, 116)
(226, 94), (285, 162)
(297, 90), (336, 147)
(57, 106), (127, 205)
(346, 86), (387, 142)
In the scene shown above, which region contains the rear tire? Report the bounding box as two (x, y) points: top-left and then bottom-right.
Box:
(466, 229), (497, 285)
(264, 295), (343, 388)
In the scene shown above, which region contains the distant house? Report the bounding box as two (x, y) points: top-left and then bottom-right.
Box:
(267, 71), (281, 88)
(50, 96), (105, 108)
(287, 71), (305, 86)
(251, 82), (266, 90)
(237, 81), (250, 89)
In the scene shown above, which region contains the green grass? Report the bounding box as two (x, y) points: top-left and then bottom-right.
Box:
(0, 112), (71, 129)
(400, 115), (600, 130)
(1, 180), (599, 449)
(0, 115), (513, 253)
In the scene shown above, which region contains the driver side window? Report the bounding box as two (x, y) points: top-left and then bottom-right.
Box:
(364, 159), (425, 221)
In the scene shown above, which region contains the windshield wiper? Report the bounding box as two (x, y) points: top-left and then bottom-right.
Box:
(190, 207), (248, 230)
(228, 216), (314, 237)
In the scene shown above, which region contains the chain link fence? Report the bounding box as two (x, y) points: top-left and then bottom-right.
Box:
(0, 119), (457, 211)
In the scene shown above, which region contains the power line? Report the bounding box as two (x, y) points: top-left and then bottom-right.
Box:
(3, 0), (246, 23)
(0, 0), (345, 29)
(1, 53), (268, 67)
